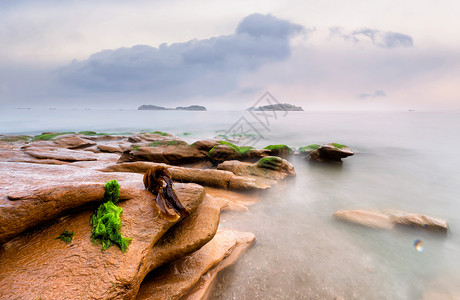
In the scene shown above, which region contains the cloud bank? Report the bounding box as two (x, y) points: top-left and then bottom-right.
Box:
(330, 27), (413, 48)
(57, 13), (304, 97)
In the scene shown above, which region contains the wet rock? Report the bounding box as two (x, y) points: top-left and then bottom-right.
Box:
(389, 210), (448, 232)
(97, 144), (124, 153)
(191, 139), (222, 152)
(263, 144), (293, 158)
(181, 231), (256, 300)
(118, 144), (207, 165)
(0, 182), (205, 300)
(100, 162), (271, 190)
(52, 134), (96, 149)
(0, 162), (143, 243)
(309, 143), (354, 162)
(334, 210), (395, 230)
(207, 144), (268, 165)
(24, 147), (97, 162)
(136, 229), (255, 300)
(217, 156), (295, 181)
(334, 209), (448, 232)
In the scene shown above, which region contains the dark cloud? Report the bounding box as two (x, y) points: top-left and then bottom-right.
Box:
(330, 27), (413, 48)
(358, 90), (386, 99)
(57, 13), (304, 97)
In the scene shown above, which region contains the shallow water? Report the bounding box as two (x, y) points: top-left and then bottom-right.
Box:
(1, 108), (460, 299)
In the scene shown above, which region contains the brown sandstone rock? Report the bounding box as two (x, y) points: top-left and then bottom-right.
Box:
(181, 230), (256, 300)
(136, 229), (255, 300)
(217, 157), (295, 180)
(118, 144), (207, 165)
(333, 210), (395, 230)
(24, 147), (97, 161)
(334, 209), (448, 232)
(309, 143), (354, 162)
(191, 139), (222, 152)
(97, 144), (124, 153)
(100, 162), (271, 190)
(0, 182), (205, 300)
(0, 162), (143, 243)
(52, 134), (96, 149)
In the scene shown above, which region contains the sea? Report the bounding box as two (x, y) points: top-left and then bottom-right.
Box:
(1, 107), (460, 299)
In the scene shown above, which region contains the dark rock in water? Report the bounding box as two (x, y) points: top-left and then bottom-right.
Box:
(247, 103), (303, 111)
(138, 104), (207, 111)
(176, 105), (207, 111)
(138, 105), (169, 110)
(309, 143), (354, 162)
(263, 144), (293, 158)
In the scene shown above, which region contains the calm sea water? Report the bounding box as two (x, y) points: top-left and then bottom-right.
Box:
(1, 108), (460, 299)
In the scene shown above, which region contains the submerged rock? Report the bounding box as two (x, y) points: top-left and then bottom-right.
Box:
(334, 209), (448, 232)
(0, 182), (205, 300)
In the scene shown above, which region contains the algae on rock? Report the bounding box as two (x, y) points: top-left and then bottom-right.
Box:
(90, 180), (132, 252)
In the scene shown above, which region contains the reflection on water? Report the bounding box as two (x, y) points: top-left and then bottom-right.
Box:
(1, 109), (460, 298)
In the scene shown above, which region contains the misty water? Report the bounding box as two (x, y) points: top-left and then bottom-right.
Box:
(1, 108), (460, 299)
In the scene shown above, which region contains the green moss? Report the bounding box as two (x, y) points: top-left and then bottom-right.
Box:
(264, 144), (293, 153)
(90, 180), (131, 252)
(132, 146), (140, 151)
(56, 229), (74, 244)
(299, 144), (321, 153)
(257, 156), (280, 170)
(32, 132), (74, 141)
(217, 141), (253, 156)
(151, 131), (168, 136)
(182, 132), (192, 136)
(332, 143), (347, 149)
(149, 140), (187, 147)
(0, 135), (30, 142)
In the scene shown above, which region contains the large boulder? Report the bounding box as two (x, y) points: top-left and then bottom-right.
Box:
(118, 143), (207, 165)
(217, 156), (295, 181)
(0, 162), (142, 243)
(0, 182), (205, 300)
(191, 139), (222, 152)
(309, 143), (354, 162)
(136, 229), (255, 300)
(207, 144), (268, 165)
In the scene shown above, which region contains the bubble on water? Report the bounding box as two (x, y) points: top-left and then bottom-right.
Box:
(414, 239), (424, 252)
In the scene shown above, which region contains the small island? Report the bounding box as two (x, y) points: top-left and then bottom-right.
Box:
(247, 103), (303, 111)
(138, 105), (207, 111)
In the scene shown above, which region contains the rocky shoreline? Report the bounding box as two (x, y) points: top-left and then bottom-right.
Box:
(0, 131), (448, 299)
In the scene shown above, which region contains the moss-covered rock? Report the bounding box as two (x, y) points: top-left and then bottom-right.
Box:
(263, 144), (293, 158)
(32, 132), (75, 141)
(298, 144), (321, 154)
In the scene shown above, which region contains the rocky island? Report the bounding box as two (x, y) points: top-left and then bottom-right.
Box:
(247, 103), (303, 111)
(138, 105), (207, 111)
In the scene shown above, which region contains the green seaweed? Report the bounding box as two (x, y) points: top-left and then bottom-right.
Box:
(90, 180), (131, 252)
(181, 132), (193, 136)
(151, 131), (168, 136)
(149, 140), (187, 147)
(0, 135), (30, 142)
(104, 180), (121, 204)
(132, 145), (140, 151)
(56, 229), (74, 244)
(332, 143), (347, 149)
(32, 132), (75, 141)
(264, 144), (293, 154)
(257, 156), (281, 170)
(209, 141), (253, 156)
(298, 144), (321, 153)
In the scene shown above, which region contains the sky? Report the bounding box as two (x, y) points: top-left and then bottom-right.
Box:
(0, 0), (459, 110)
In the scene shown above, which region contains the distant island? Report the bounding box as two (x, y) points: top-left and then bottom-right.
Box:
(138, 105), (207, 111)
(247, 103), (303, 111)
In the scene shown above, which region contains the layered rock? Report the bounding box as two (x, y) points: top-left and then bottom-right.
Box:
(334, 209), (448, 232)
(136, 229), (256, 300)
(0, 182), (205, 300)
(217, 156), (295, 181)
(100, 161), (271, 190)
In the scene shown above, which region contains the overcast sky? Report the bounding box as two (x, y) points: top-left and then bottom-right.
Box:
(0, 0), (459, 110)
